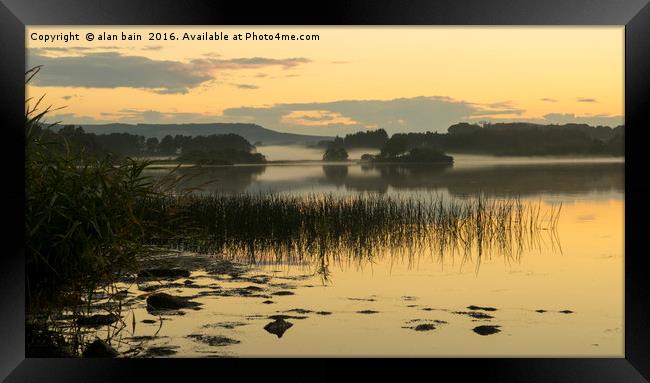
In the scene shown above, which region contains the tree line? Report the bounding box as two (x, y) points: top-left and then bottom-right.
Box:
(318, 123), (624, 157)
(32, 124), (266, 164)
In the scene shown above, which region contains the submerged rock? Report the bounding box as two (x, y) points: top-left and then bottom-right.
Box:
(82, 339), (118, 357)
(559, 310), (574, 314)
(268, 314), (308, 320)
(146, 292), (201, 310)
(453, 311), (494, 319)
(262, 300), (275, 304)
(206, 260), (247, 277)
(141, 319), (157, 324)
(535, 309), (547, 313)
(141, 346), (179, 357)
(76, 314), (120, 327)
(202, 321), (248, 330)
(244, 285), (264, 291)
(316, 311), (332, 316)
(473, 325), (501, 336)
(403, 319), (447, 331)
(187, 334), (240, 346)
(356, 310), (379, 314)
(285, 308), (313, 314)
(139, 268), (190, 279)
(272, 291), (295, 296)
(264, 319), (293, 338)
(467, 305), (498, 312)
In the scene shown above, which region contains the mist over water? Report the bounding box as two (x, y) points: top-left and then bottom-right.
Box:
(256, 144), (380, 161)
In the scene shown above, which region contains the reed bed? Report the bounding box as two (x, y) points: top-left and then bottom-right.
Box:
(139, 193), (561, 273)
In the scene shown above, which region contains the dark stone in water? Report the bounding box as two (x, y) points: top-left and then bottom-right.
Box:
(126, 335), (159, 342)
(473, 325), (501, 336)
(184, 279), (195, 285)
(559, 310), (574, 314)
(203, 321), (248, 330)
(262, 300), (275, 304)
(76, 314), (120, 327)
(264, 319), (293, 338)
(467, 305), (498, 312)
(206, 260), (247, 277)
(402, 296), (417, 301)
(414, 324), (436, 331)
(187, 334), (240, 346)
(82, 339), (118, 357)
(141, 319), (157, 324)
(408, 319), (448, 324)
(114, 290), (129, 299)
(244, 285), (264, 291)
(469, 312), (493, 319)
(422, 307), (434, 311)
(285, 308), (312, 314)
(357, 310), (379, 314)
(268, 314), (308, 320)
(316, 311), (332, 315)
(139, 268), (190, 279)
(535, 309), (547, 313)
(142, 346), (179, 357)
(146, 292), (201, 310)
(272, 291), (295, 296)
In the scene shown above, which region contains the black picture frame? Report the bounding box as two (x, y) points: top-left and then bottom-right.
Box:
(1, 0), (648, 381)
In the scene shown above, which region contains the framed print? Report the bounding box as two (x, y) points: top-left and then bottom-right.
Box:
(1, 0), (648, 381)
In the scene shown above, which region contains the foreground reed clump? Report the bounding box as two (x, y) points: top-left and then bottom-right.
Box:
(139, 192), (561, 270)
(25, 67), (161, 355)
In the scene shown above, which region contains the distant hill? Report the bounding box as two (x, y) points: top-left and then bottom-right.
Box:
(77, 123), (333, 145)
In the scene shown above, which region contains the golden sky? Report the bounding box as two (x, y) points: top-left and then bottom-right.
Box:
(26, 26), (624, 135)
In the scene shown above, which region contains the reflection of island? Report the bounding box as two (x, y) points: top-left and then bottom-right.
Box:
(321, 162), (623, 197)
(144, 165), (266, 194)
(322, 165), (349, 186)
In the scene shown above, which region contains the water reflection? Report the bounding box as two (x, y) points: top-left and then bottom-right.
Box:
(146, 161), (623, 199)
(145, 165), (266, 194)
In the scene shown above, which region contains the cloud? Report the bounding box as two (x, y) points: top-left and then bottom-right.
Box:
(540, 98), (558, 102)
(223, 96), (622, 135)
(48, 109), (226, 125)
(466, 113), (623, 128)
(27, 50), (310, 94)
(577, 97), (597, 103)
(232, 83), (259, 90)
(540, 113), (622, 126)
(222, 96), (502, 135)
(43, 112), (102, 125)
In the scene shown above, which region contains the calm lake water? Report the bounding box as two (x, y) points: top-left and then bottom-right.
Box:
(101, 153), (623, 357)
